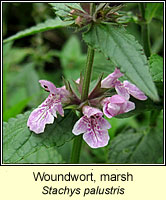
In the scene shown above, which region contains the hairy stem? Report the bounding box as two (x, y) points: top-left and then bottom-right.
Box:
(81, 47), (95, 101)
(139, 3), (151, 58)
(70, 3), (95, 164)
(70, 134), (83, 163)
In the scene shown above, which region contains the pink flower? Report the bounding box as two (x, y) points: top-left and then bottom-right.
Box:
(72, 106), (111, 148)
(101, 68), (123, 88)
(102, 95), (135, 118)
(115, 80), (147, 100)
(27, 80), (69, 134)
(101, 68), (147, 101)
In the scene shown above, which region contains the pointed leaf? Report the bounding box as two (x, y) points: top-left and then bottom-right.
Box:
(83, 24), (159, 101)
(145, 3), (161, 23)
(49, 3), (84, 19)
(3, 110), (78, 163)
(149, 54), (163, 82)
(65, 3), (85, 12)
(3, 18), (73, 43)
(18, 146), (63, 164)
(108, 127), (163, 164)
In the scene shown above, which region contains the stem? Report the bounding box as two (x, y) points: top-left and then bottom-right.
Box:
(139, 3), (145, 20)
(81, 47), (95, 101)
(141, 23), (151, 58)
(70, 134), (83, 163)
(81, 3), (95, 101)
(150, 110), (161, 127)
(70, 3), (96, 164)
(139, 3), (151, 58)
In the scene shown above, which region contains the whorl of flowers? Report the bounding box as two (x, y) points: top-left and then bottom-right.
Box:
(27, 68), (147, 148)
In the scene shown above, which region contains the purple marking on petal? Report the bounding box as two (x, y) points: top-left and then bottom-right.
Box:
(41, 94), (64, 117)
(54, 102), (64, 117)
(39, 80), (57, 94)
(27, 92), (65, 134)
(82, 106), (103, 118)
(72, 116), (88, 135)
(101, 68), (123, 88)
(83, 129), (110, 148)
(58, 88), (70, 104)
(97, 117), (111, 129)
(72, 108), (111, 148)
(27, 107), (54, 134)
(123, 81), (148, 100)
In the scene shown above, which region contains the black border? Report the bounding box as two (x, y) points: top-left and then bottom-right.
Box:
(1, 0), (165, 166)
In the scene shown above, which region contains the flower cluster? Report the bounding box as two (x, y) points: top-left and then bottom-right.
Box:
(27, 68), (147, 148)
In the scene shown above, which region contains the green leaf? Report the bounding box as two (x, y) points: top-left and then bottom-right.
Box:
(18, 146), (63, 164)
(83, 24), (159, 101)
(4, 47), (32, 65)
(3, 110), (78, 163)
(149, 54), (163, 82)
(3, 97), (31, 122)
(145, 3), (161, 23)
(49, 3), (71, 19)
(61, 35), (82, 62)
(108, 127), (163, 164)
(23, 63), (41, 106)
(52, 3), (84, 12)
(3, 17), (73, 43)
(93, 52), (115, 79)
(153, 3), (163, 22)
(60, 35), (86, 80)
(49, 3), (84, 19)
(65, 3), (85, 12)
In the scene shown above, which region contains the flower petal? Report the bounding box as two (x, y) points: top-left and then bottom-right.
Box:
(39, 80), (57, 94)
(97, 117), (111, 129)
(72, 116), (88, 135)
(115, 81), (130, 100)
(82, 106), (103, 118)
(27, 107), (54, 134)
(58, 88), (70, 104)
(101, 68), (123, 88)
(41, 94), (64, 117)
(125, 101), (135, 112)
(50, 100), (64, 117)
(83, 129), (110, 148)
(107, 103), (121, 117)
(75, 78), (80, 84)
(110, 94), (126, 104)
(123, 81), (147, 100)
(103, 103), (113, 118)
(102, 94), (135, 118)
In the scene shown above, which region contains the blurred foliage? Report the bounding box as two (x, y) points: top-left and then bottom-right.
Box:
(3, 3), (163, 163)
